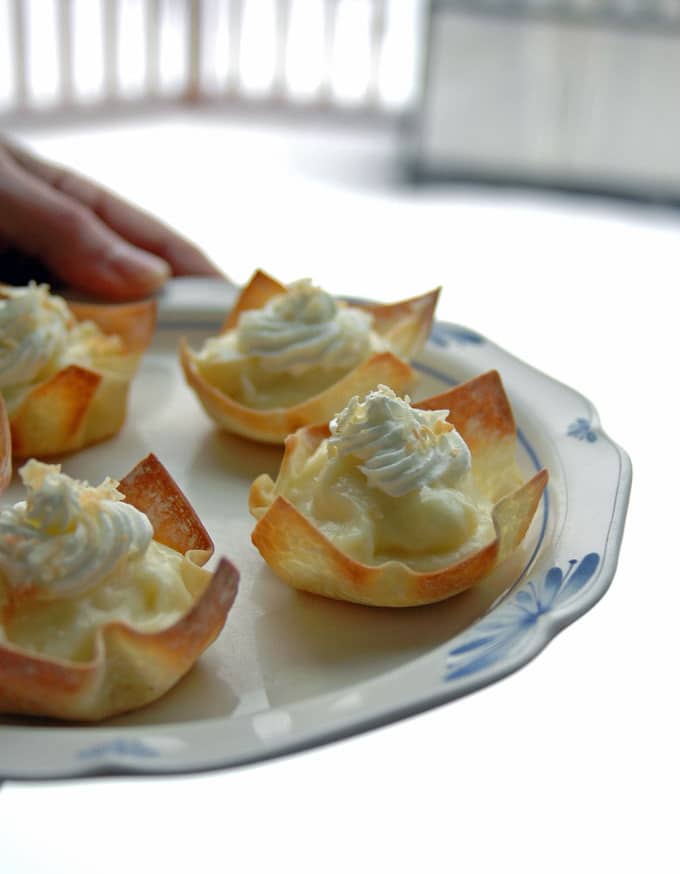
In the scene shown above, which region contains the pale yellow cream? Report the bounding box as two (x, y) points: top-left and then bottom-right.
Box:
(0, 283), (124, 413)
(278, 387), (497, 571)
(195, 280), (386, 409)
(0, 463), (193, 662)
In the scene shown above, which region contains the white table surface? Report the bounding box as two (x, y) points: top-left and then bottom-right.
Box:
(1, 112), (677, 873)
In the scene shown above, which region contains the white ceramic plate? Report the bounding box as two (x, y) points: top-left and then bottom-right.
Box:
(0, 279), (631, 780)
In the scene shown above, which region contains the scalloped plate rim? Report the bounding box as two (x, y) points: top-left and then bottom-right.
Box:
(0, 278), (631, 780)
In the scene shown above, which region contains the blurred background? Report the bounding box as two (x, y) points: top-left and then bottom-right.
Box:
(1, 0), (678, 375)
(0, 0), (423, 118)
(4, 0), (680, 200)
(5, 3), (676, 612)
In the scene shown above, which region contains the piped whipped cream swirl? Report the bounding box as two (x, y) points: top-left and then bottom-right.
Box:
(235, 279), (374, 375)
(0, 461), (153, 601)
(0, 284), (71, 389)
(328, 386), (471, 497)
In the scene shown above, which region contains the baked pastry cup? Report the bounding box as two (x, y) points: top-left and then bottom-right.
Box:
(0, 283), (156, 458)
(0, 435), (239, 722)
(249, 371), (548, 607)
(180, 269), (439, 443)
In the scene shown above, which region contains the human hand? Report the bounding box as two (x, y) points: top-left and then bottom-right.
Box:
(0, 138), (222, 301)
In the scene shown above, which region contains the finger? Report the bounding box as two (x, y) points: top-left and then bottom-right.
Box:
(0, 149), (170, 300)
(4, 141), (222, 279)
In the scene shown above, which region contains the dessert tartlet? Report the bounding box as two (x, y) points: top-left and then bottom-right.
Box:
(249, 371), (548, 607)
(0, 282), (156, 458)
(180, 269), (439, 443)
(0, 425), (238, 721)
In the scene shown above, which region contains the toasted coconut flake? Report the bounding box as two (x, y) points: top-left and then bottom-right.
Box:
(0, 450), (239, 721)
(249, 372), (548, 607)
(182, 270), (438, 444)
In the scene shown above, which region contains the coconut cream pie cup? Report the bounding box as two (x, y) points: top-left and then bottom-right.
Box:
(0, 415), (238, 721)
(180, 269), (439, 444)
(249, 371), (547, 607)
(0, 282), (156, 458)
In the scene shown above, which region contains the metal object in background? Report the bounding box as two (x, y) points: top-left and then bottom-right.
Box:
(411, 0), (680, 203)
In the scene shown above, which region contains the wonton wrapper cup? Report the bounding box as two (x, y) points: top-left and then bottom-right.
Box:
(0, 449), (239, 722)
(5, 295), (156, 459)
(180, 269), (440, 444)
(249, 371), (548, 607)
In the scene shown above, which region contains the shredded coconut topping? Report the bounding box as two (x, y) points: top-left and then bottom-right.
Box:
(328, 385), (471, 497)
(0, 461), (153, 600)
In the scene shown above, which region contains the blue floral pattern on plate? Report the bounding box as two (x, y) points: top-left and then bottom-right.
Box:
(568, 418), (598, 442)
(429, 323), (485, 348)
(77, 739), (161, 761)
(445, 553), (600, 681)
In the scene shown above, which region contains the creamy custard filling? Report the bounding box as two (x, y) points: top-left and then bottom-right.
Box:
(0, 541), (191, 662)
(196, 280), (384, 408)
(0, 463), (193, 661)
(285, 386), (496, 570)
(0, 461), (153, 600)
(236, 279), (374, 374)
(0, 284), (70, 390)
(0, 284), (124, 413)
(328, 385), (472, 496)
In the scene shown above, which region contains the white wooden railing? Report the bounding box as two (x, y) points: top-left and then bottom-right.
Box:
(0, 0), (426, 124)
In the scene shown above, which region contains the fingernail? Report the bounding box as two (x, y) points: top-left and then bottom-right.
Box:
(108, 243), (171, 293)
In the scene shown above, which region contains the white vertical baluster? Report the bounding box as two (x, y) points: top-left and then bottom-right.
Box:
(272, 0), (291, 98)
(367, 0), (386, 106)
(320, 0), (339, 103)
(146, 0), (161, 96)
(103, 0), (119, 100)
(187, 0), (203, 101)
(226, 0), (244, 94)
(57, 0), (75, 104)
(11, 0), (29, 108)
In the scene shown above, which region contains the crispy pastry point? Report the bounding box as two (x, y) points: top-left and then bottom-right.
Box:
(3, 290), (156, 458)
(249, 371), (548, 607)
(0, 427), (239, 722)
(180, 269), (440, 444)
